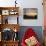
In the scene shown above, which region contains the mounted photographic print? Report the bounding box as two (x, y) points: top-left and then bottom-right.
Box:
(23, 8), (38, 19)
(2, 10), (9, 15)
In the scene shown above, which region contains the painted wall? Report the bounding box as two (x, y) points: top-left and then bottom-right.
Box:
(18, 0), (44, 26)
(0, 0), (44, 26)
(18, 26), (43, 44)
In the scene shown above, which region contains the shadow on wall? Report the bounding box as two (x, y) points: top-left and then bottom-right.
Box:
(18, 26), (43, 44)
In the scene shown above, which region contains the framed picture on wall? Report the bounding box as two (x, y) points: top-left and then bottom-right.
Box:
(23, 8), (38, 19)
(2, 10), (9, 15)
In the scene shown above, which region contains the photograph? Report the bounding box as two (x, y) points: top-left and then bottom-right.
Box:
(23, 8), (38, 19)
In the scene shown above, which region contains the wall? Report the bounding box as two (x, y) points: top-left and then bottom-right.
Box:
(18, 0), (44, 26)
(0, 0), (44, 26)
(18, 26), (43, 44)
